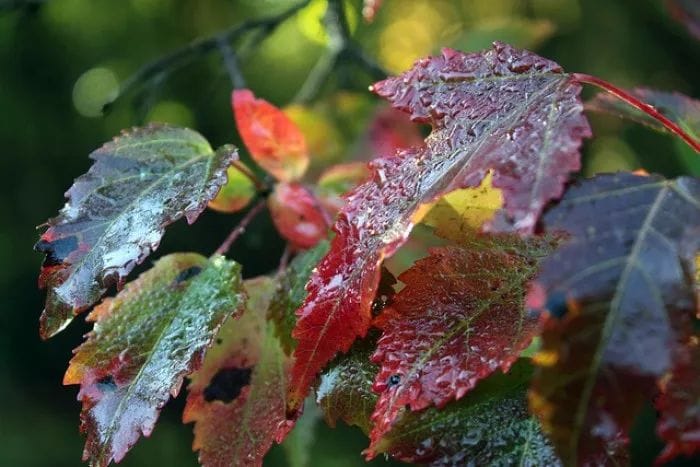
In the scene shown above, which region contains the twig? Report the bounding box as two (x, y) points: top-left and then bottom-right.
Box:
(294, 0), (387, 103)
(0, 0), (47, 11)
(277, 245), (292, 274)
(573, 73), (700, 153)
(232, 160), (268, 193)
(214, 199), (267, 257)
(105, 0), (311, 112)
(217, 38), (246, 89)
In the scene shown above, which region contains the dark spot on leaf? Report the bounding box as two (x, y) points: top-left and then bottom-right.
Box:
(97, 375), (116, 392)
(388, 374), (401, 387)
(215, 338), (223, 345)
(545, 291), (569, 318)
(173, 266), (202, 285)
(204, 367), (252, 403)
(35, 236), (79, 267)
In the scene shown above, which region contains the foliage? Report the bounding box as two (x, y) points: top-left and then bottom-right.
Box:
(34, 2), (700, 466)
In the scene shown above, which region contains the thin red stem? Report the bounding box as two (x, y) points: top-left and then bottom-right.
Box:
(214, 199), (267, 257)
(573, 73), (700, 153)
(232, 160), (268, 193)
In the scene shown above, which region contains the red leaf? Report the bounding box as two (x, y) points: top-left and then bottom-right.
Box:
(268, 182), (329, 250)
(64, 254), (243, 467)
(527, 173), (700, 465)
(368, 106), (424, 158)
(656, 339), (700, 464)
(232, 89), (309, 182)
(184, 277), (289, 467)
(316, 162), (371, 215)
(366, 237), (553, 456)
(288, 43), (590, 409)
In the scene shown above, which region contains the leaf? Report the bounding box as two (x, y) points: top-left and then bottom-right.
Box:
(366, 236), (554, 456)
(422, 171), (504, 242)
(35, 124), (236, 338)
(316, 162), (371, 215)
(64, 253), (243, 467)
(184, 277), (288, 467)
(316, 336), (381, 434)
(527, 173), (700, 465)
(268, 241), (330, 355)
(667, 0), (700, 40)
(289, 43), (590, 409)
(208, 162), (256, 213)
(232, 89), (309, 182)
(587, 88), (700, 141)
(367, 106), (424, 158)
(373, 360), (561, 466)
(656, 338), (700, 464)
(268, 182), (329, 250)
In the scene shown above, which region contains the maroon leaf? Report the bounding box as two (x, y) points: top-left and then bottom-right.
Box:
(656, 339), (700, 464)
(527, 173), (700, 465)
(367, 236), (553, 456)
(35, 124), (236, 338)
(288, 43), (590, 409)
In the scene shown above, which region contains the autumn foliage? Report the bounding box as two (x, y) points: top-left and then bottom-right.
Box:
(35, 9), (700, 466)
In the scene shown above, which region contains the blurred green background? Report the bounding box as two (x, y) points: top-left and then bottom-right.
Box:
(0, 0), (698, 465)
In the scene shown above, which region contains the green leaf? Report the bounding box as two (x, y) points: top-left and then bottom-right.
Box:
(35, 124), (237, 338)
(373, 361), (561, 467)
(316, 336), (380, 434)
(268, 241), (330, 355)
(184, 277), (291, 467)
(64, 253), (244, 467)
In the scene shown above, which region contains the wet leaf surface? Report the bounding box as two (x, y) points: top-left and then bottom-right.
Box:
(316, 335), (381, 434)
(316, 162), (371, 215)
(64, 253), (243, 467)
(373, 361), (561, 466)
(288, 43), (590, 410)
(268, 241), (330, 355)
(367, 236), (554, 455)
(527, 173), (700, 465)
(184, 277), (288, 467)
(233, 89), (309, 182)
(35, 124), (236, 338)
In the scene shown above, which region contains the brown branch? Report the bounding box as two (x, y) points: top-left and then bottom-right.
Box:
(213, 199), (267, 257)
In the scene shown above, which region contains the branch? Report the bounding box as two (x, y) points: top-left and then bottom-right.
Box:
(0, 0), (48, 11)
(214, 199), (267, 257)
(105, 0), (311, 112)
(294, 0), (387, 103)
(573, 73), (700, 153)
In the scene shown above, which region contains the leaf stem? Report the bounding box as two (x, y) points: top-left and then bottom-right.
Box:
(573, 73), (700, 153)
(214, 199), (267, 257)
(232, 160), (268, 193)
